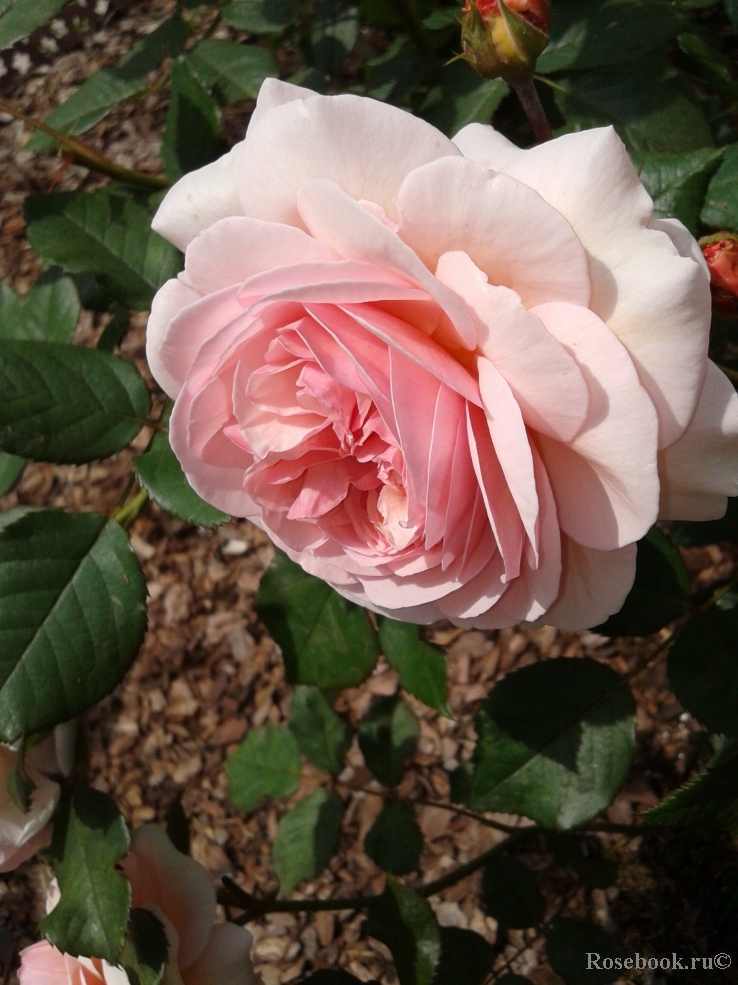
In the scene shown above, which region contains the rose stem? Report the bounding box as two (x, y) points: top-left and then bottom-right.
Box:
(511, 78), (553, 143)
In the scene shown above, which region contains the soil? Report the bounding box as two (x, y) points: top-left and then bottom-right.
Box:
(1, 4), (737, 984)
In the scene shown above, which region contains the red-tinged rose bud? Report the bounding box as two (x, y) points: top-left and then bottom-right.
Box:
(701, 232), (738, 316)
(461, 0), (551, 85)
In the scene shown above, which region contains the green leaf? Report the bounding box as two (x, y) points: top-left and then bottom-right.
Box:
(548, 834), (618, 890)
(187, 39), (278, 105)
(220, 0), (303, 33)
(26, 16), (190, 153)
(546, 918), (623, 985)
(0, 340), (150, 464)
(289, 685), (352, 775)
(668, 609), (738, 737)
(551, 58), (713, 155)
(364, 801), (423, 875)
(6, 733), (36, 812)
(468, 658), (636, 829)
(420, 60), (508, 138)
(481, 854), (546, 929)
(640, 738), (738, 830)
(537, 0), (686, 73)
(25, 189), (182, 311)
(595, 527), (690, 637)
(432, 928), (495, 985)
(133, 430), (228, 528)
(358, 694), (419, 788)
(41, 787), (132, 963)
(0, 453), (24, 497)
(119, 910), (169, 985)
(669, 495), (738, 546)
(364, 38), (439, 107)
(727, 0), (738, 29)
(161, 59), (226, 182)
(633, 147), (725, 235)
(0, 269), (80, 342)
(273, 788), (344, 895)
(365, 878), (441, 985)
(256, 550), (380, 689)
(701, 143), (738, 230)
(677, 32), (737, 97)
(0, 511), (147, 743)
(226, 724), (302, 812)
(379, 620), (450, 717)
(0, 0), (68, 50)
(164, 797), (190, 856)
(97, 304), (130, 353)
(311, 0), (360, 77)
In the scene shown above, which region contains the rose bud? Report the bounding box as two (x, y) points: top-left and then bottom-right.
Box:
(701, 232), (738, 316)
(461, 0), (551, 84)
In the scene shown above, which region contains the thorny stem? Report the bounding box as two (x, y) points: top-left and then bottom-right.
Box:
(511, 78), (553, 142)
(0, 99), (170, 190)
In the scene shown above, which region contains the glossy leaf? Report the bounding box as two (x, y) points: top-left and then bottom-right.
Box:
(256, 551), (380, 689)
(468, 658), (636, 829)
(273, 788), (344, 895)
(668, 609), (738, 737)
(0, 511), (147, 743)
(161, 59), (226, 181)
(0, 340), (150, 464)
(289, 686), (352, 775)
(364, 801), (423, 875)
(546, 918), (623, 985)
(97, 304), (131, 353)
(25, 189), (182, 311)
(0, 269), (79, 342)
(552, 59), (713, 154)
(133, 430), (228, 528)
(379, 620), (450, 717)
(421, 60), (508, 137)
(0, 453), (24, 497)
(702, 143), (738, 230)
(41, 787), (132, 963)
(634, 147), (725, 234)
(364, 38), (439, 107)
(358, 695), (419, 788)
(187, 39), (278, 105)
(677, 32), (737, 96)
(119, 910), (169, 985)
(538, 0), (686, 73)
(220, 0), (302, 33)
(0, 0), (68, 50)
(641, 739), (738, 831)
(365, 878), (441, 985)
(727, 0), (738, 28)
(226, 724), (301, 812)
(481, 854), (546, 929)
(26, 16), (190, 152)
(432, 928), (495, 985)
(311, 0), (360, 77)
(595, 527), (690, 637)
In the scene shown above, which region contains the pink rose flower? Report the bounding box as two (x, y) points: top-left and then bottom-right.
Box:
(147, 80), (738, 630)
(0, 722), (76, 873)
(19, 825), (256, 985)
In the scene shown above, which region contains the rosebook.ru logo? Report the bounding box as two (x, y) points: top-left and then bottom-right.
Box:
(586, 953), (732, 972)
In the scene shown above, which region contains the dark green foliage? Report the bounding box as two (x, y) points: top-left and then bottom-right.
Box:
(365, 878), (441, 985)
(364, 801), (423, 874)
(358, 694), (420, 787)
(546, 919), (623, 985)
(273, 788), (344, 894)
(289, 686), (352, 775)
(481, 854), (546, 928)
(379, 620), (450, 716)
(432, 927), (495, 985)
(226, 724), (302, 811)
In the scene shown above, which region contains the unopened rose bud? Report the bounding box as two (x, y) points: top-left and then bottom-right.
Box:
(701, 232), (738, 316)
(461, 0), (551, 85)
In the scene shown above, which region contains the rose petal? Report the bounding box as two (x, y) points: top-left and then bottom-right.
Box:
(452, 122), (519, 170)
(396, 156), (591, 309)
(153, 142), (244, 252)
(659, 360), (738, 520)
(238, 87), (459, 228)
(533, 301), (659, 550)
(182, 925), (257, 985)
(543, 537), (637, 631)
(146, 278), (201, 398)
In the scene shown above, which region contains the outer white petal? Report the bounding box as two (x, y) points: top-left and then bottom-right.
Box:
(659, 361), (738, 520)
(182, 925), (257, 985)
(146, 278), (201, 398)
(238, 90), (459, 229)
(543, 538), (637, 631)
(491, 127), (710, 449)
(152, 142), (245, 252)
(453, 122), (520, 170)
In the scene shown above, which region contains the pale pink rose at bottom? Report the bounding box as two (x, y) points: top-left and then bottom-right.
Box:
(146, 79), (738, 630)
(19, 825), (256, 985)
